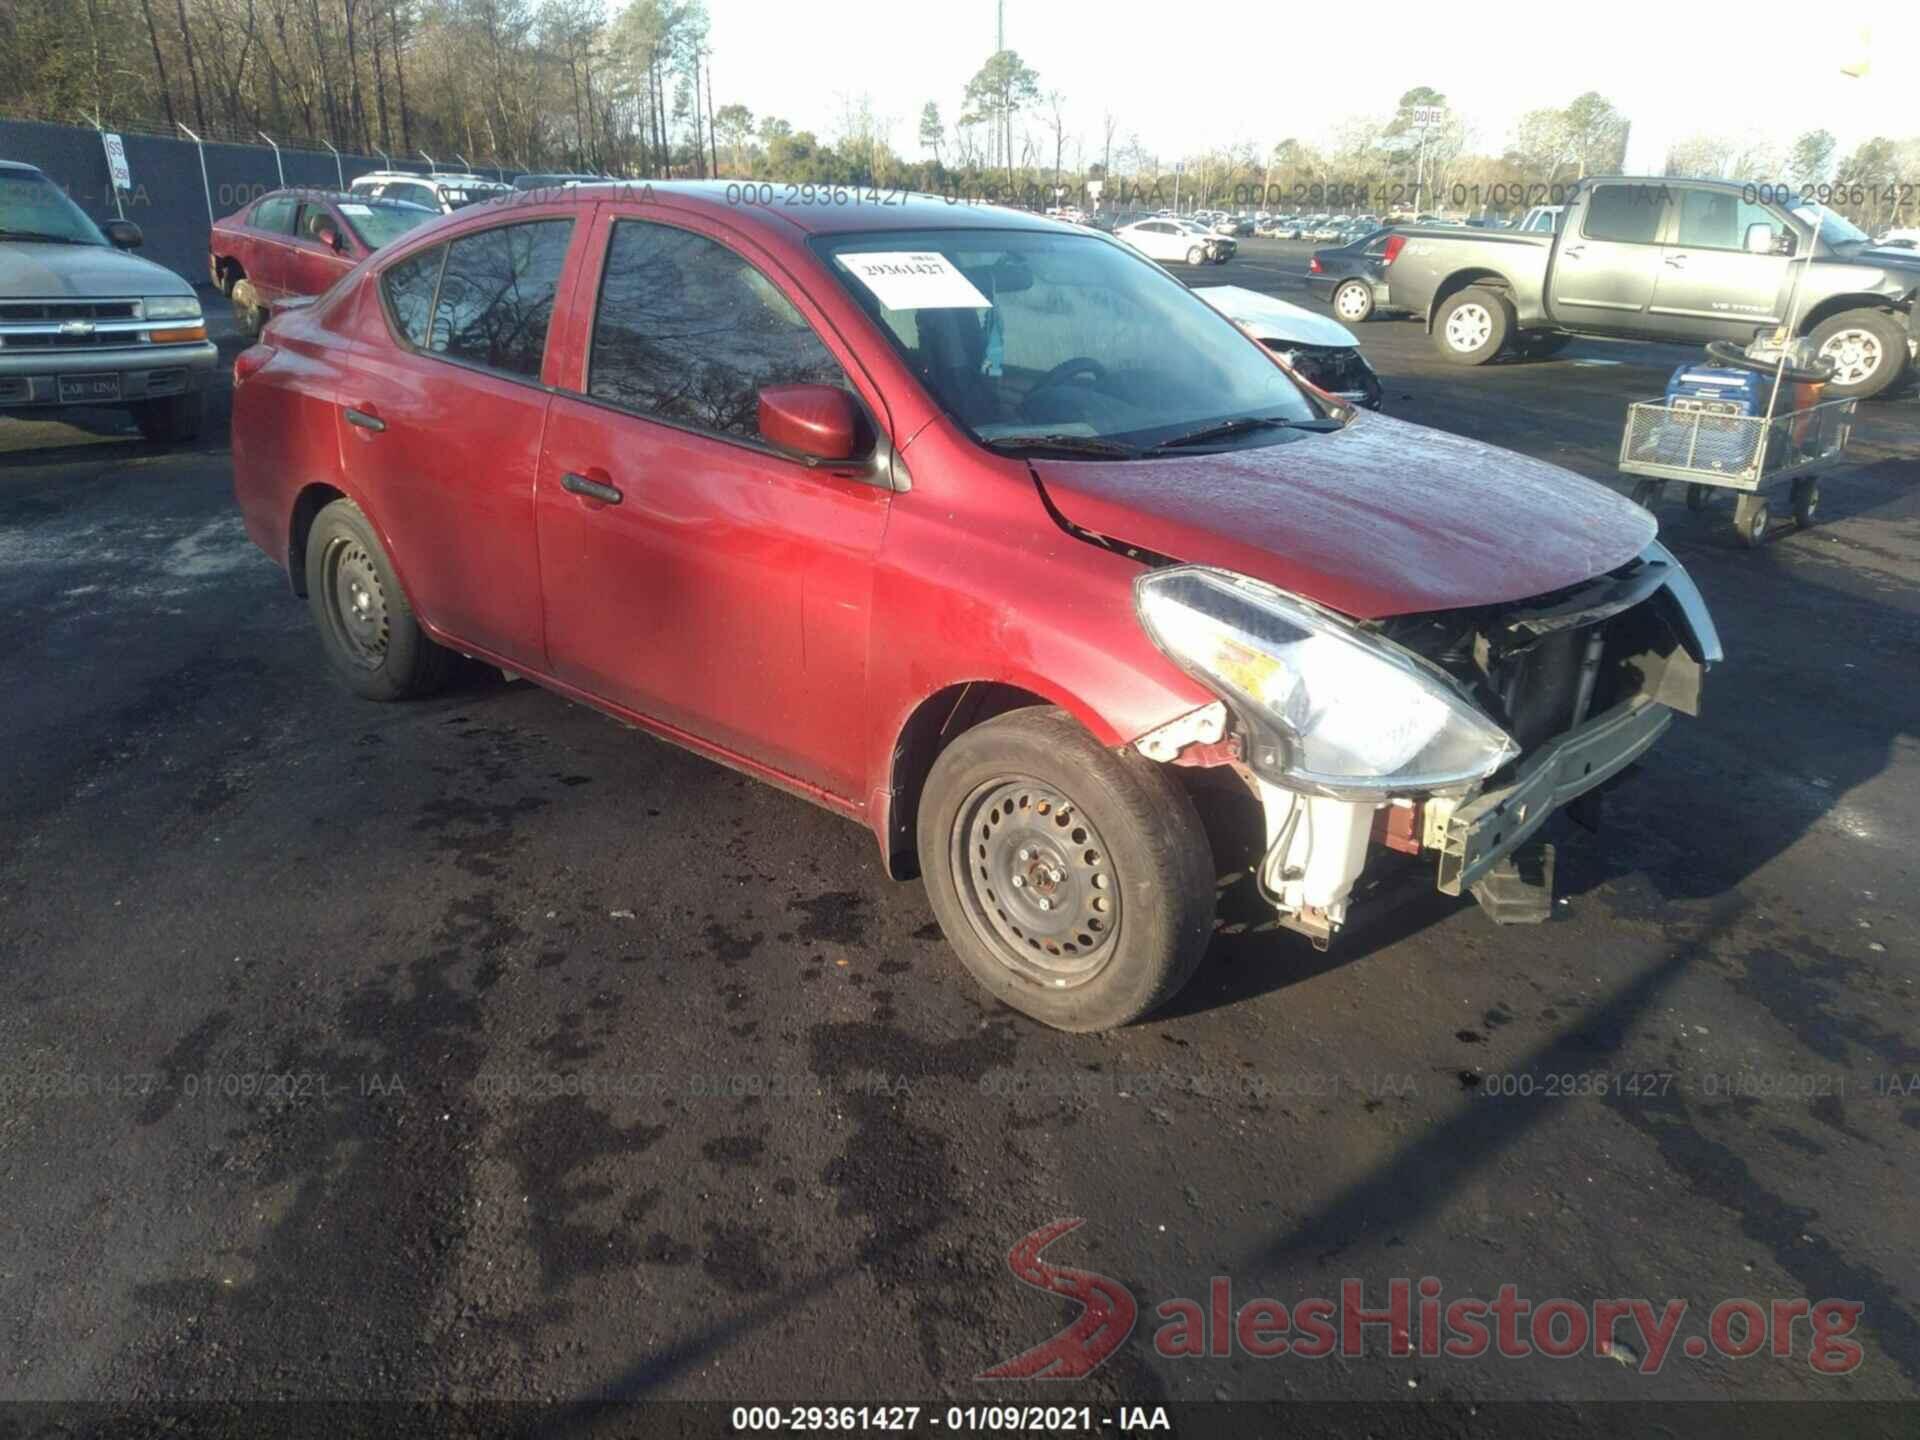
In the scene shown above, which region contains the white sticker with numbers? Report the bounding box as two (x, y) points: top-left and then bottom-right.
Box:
(836, 251), (991, 310)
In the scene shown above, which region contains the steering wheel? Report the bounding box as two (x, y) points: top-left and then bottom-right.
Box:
(1037, 356), (1108, 389)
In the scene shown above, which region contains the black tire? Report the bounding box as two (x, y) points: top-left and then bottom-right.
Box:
(1791, 476), (1820, 528)
(130, 391), (204, 443)
(303, 498), (455, 701)
(918, 707), (1215, 1032)
(1434, 286), (1511, 365)
(1807, 309), (1908, 400)
(1186, 246), (1208, 267)
(1332, 279), (1375, 324)
(1630, 478), (1665, 511)
(1686, 483), (1713, 512)
(230, 275), (267, 337)
(1735, 494), (1770, 549)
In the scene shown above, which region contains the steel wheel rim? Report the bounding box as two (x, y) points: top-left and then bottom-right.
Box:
(1818, 330), (1880, 387)
(1746, 504), (1768, 543)
(1446, 303), (1492, 350)
(1336, 284), (1368, 319)
(949, 776), (1120, 988)
(323, 536), (391, 669)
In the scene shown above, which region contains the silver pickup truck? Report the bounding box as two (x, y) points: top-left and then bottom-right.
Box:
(2, 159), (218, 442)
(1388, 176), (1920, 399)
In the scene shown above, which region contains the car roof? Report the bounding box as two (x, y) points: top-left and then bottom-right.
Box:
(530, 180), (1068, 239)
(254, 186), (425, 208)
(1, 159), (46, 178)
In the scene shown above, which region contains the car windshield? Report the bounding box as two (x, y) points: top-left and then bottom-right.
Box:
(0, 170), (108, 245)
(818, 229), (1320, 454)
(336, 199), (435, 249)
(1792, 202), (1870, 245)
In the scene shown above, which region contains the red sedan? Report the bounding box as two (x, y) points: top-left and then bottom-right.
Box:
(210, 187), (435, 335)
(230, 184), (1720, 1031)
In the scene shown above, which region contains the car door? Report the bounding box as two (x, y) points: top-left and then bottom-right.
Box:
(339, 215), (581, 668)
(247, 193), (299, 300)
(534, 207), (892, 799)
(287, 200), (357, 299)
(1546, 182), (1667, 334)
(1649, 184), (1794, 341)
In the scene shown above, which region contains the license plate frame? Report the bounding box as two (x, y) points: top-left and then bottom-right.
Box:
(57, 373), (123, 404)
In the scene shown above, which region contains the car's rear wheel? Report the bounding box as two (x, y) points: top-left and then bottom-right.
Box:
(918, 708), (1215, 1032)
(1808, 309), (1908, 399)
(304, 498), (455, 700)
(1333, 279), (1374, 323)
(1435, 286), (1511, 365)
(131, 392), (204, 443)
(1186, 246), (1207, 267)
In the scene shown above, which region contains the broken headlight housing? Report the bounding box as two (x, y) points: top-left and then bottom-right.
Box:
(1134, 565), (1519, 798)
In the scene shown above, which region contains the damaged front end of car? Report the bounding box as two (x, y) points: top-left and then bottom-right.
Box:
(1129, 542), (1722, 945)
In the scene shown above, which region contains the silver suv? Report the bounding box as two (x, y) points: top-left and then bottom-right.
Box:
(347, 170), (512, 213)
(1, 160), (217, 442)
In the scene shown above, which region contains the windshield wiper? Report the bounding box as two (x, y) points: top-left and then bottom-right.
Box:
(0, 229), (93, 244)
(983, 432), (1142, 459)
(1146, 414), (1344, 453)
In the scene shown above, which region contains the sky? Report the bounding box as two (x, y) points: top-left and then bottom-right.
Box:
(705, 0), (1916, 169)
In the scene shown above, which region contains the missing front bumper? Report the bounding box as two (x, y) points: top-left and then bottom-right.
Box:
(1436, 696), (1672, 897)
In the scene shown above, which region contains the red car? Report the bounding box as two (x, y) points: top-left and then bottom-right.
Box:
(230, 184), (1721, 1031)
(210, 187), (435, 335)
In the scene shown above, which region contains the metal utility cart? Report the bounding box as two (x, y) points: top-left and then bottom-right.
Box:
(1617, 392), (1855, 548)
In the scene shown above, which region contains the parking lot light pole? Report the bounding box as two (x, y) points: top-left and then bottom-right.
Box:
(322, 139), (343, 189)
(257, 131), (284, 188)
(177, 122), (213, 228)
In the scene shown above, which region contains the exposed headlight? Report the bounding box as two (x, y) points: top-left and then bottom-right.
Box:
(1134, 566), (1518, 797)
(142, 296), (202, 320)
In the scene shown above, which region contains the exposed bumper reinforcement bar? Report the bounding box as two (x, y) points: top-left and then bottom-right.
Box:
(1437, 696), (1672, 897)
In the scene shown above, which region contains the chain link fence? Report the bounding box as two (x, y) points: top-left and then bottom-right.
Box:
(2, 116), (520, 289)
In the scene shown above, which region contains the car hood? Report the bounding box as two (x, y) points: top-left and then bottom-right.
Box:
(1030, 411), (1657, 619)
(1197, 284), (1358, 347)
(0, 241), (192, 298)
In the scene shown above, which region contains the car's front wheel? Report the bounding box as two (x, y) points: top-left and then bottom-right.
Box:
(1809, 309), (1909, 400)
(1186, 246), (1208, 267)
(1332, 279), (1374, 323)
(918, 707), (1215, 1032)
(303, 497), (455, 700)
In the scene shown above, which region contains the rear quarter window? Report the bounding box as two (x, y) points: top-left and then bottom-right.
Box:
(381, 245), (443, 348)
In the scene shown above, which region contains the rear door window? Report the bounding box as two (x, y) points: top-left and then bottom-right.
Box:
(427, 219), (573, 379)
(253, 195), (297, 233)
(1582, 185), (1664, 245)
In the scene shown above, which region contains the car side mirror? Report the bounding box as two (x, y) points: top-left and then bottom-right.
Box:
(758, 383), (865, 463)
(104, 219), (143, 250)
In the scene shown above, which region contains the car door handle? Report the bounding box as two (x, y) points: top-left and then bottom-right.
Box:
(344, 407), (385, 433)
(1561, 245), (1584, 259)
(562, 471), (623, 505)
(1664, 253), (1688, 268)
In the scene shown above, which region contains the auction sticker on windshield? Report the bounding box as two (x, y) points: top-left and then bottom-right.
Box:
(836, 251), (991, 309)
(338, 203), (373, 215)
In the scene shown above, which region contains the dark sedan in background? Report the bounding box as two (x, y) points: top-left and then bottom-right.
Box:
(1308, 227), (1404, 324)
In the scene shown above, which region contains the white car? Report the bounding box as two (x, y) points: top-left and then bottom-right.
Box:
(1194, 284), (1383, 410)
(347, 170), (513, 213)
(1116, 218), (1222, 266)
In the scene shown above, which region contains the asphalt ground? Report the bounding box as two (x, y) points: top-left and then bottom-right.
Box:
(2, 237), (1918, 1433)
